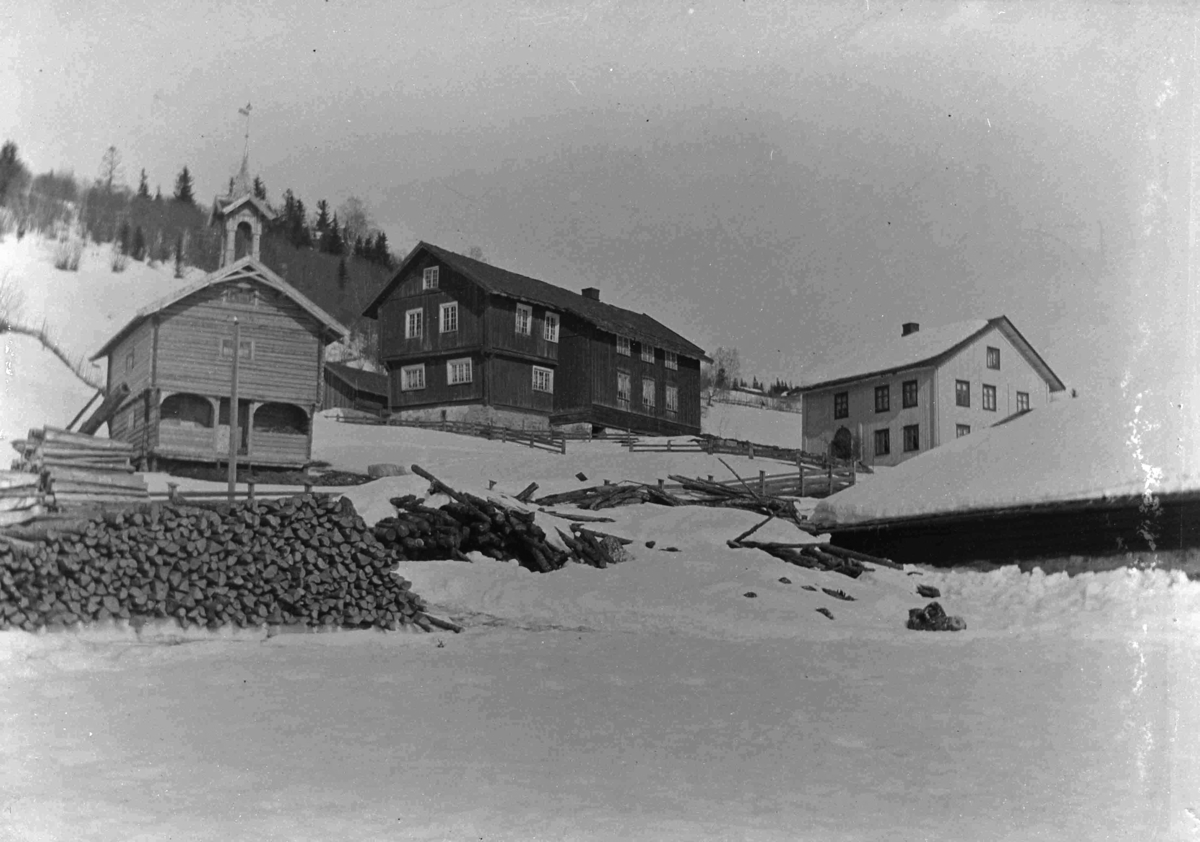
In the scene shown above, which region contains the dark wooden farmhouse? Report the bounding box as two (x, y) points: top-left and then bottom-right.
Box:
(322, 362), (388, 414)
(363, 243), (709, 435)
(91, 177), (348, 469)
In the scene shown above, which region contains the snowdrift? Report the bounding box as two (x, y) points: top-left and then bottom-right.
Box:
(815, 389), (1199, 526)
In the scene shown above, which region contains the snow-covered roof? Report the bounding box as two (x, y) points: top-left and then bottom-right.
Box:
(795, 316), (1065, 392)
(813, 389), (1200, 527)
(91, 256), (348, 360)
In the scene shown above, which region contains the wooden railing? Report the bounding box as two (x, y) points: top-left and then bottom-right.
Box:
(151, 481), (336, 503)
(656, 463), (856, 498)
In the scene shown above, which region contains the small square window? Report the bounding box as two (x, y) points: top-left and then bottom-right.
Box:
(834, 391), (849, 419)
(405, 308), (423, 339)
(617, 371), (631, 405)
(400, 364), (425, 391)
(447, 358), (472, 385)
(903, 424), (920, 452)
(664, 351), (678, 370)
(223, 287), (257, 306)
(544, 312), (559, 343)
(641, 344), (656, 363)
(874, 428), (890, 456)
(515, 303), (532, 336)
(1016, 391), (1030, 412)
(532, 366), (554, 393)
(642, 378), (656, 408)
(982, 384), (997, 412)
(902, 380), (918, 409)
(440, 302), (458, 333)
(665, 384), (678, 414)
(422, 266), (439, 290)
(956, 424), (971, 438)
(874, 385), (890, 413)
(616, 335), (631, 356)
(219, 338), (253, 360)
(956, 380), (970, 408)
(986, 346), (1000, 370)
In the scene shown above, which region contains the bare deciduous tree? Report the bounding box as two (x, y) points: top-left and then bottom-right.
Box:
(98, 145), (123, 192)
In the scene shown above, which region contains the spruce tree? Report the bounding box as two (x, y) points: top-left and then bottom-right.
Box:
(354, 235), (365, 258)
(326, 213), (344, 256)
(154, 185), (163, 202)
(252, 176), (266, 201)
(337, 257), (348, 290)
(372, 231), (391, 267)
(118, 220), (131, 255)
(291, 198), (311, 248)
(136, 169), (150, 199)
(314, 200), (330, 237)
(132, 226), (147, 261)
(173, 166), (195, 204)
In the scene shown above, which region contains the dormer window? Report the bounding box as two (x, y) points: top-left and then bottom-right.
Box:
(422, 266), (440, 290)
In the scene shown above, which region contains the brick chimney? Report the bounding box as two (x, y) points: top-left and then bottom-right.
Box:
(902, 322), (920, 337)
(582, 287), (600, 301)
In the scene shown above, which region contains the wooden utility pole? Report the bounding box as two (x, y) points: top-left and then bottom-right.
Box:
(227, 318), (240, 502)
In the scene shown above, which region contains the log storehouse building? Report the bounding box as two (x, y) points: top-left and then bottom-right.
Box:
(91, 164), (348, 469)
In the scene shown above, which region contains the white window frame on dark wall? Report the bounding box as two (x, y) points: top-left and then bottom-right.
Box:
(616, 335), (631, 356)
(405, 308), (423, 339)
(665, 384), (678, 414)
(641, 344), (656, 363)
(642, 377), (656, 408)
(543, 312), (559, 343)
(422, 266), (439, 290)
(440, 302), (458, 333)
(400, 364), (426, 391)
(515, 303), (533, 336)
(617, 371), (631, 405)
(219, 338), (254, 360)
(664, 350), (678, 370)
(446, 357), (472, 385)
(532, 366), (554, 393)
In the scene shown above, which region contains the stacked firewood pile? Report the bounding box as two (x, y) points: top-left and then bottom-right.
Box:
(0, 494), (444, 633)
(10, 427), (148, 511)
(370, 465), (628, 571)
(727, 515), (903, 579)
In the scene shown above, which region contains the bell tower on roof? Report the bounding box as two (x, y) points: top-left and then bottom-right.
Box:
(211, 103), (275, 267)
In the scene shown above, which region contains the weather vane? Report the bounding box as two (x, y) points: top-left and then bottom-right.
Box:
(238, 103), (252, 157)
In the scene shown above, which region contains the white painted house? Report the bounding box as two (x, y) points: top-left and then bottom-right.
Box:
(797, 317), (1066, 467)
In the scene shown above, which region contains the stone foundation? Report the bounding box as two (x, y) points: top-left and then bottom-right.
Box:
(391, 404), (550, 430)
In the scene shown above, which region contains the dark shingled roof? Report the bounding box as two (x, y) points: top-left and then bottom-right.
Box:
(364, 242), (709, 361)
(324, 361), (388, 397)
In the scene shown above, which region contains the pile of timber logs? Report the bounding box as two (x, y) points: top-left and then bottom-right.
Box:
(10, 427), (148, 510)
(667, 474), (799, 519)
(727, 515), (903, 579)
(370, 465), (627, 571)
(0, 494), (440, 633)
(0, 471), (45, 526)
(534, 482), (682, 510)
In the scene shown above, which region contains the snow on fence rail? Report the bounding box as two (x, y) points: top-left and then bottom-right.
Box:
(386, 418), (567, 455)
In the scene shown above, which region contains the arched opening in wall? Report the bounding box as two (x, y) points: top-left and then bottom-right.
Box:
(831, 426), (853, 461)
(253, 402), (309, 435)
(159, 393), (214, 428)
(234, 220), (254, 261)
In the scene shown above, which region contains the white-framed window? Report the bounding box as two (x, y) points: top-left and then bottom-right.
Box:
(440, 302), (458, 333)
(642, 377), (656, 408)
(664, 350), (678, 370)
(400, 364), (426, 391)
(532, 366), (554, 393)
(125, 347), (135, 372)
(515, 303), (532, 336)
(617, 371), (631, 405)
(544, 311), (560, 343)
(665, 384), (678, 414)
(219, 338), (254, 360)
(616, 335), (631, 356)
(641, 344), (656, 363)
(446, 357), (472, 385)
(405, 308), (423, 339)
(422, 266), (439, 290)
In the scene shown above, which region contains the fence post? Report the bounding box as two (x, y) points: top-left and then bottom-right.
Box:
(748, 442), (755, 459)
(604, 479), (610, 486)
(304, 482), (313, 495)
(708, 474), (713, 482)
(798, 461), (805, 496)
(501, 428), (508, 444)
(167, 481), (178, 500)
(247, 481), (256, 502)
(658, 479), (664, 491)
(759, 470), (765, 495)
(851, 459), (857, 486)
(559, 434), (566, 455)
(667, 440), (672, 452)
(827, 463), (833, 494)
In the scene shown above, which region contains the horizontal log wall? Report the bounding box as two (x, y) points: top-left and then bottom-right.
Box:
(378, 264), (485, 360)
(388, 353), (484, 408)
(488, 356), (554, 414)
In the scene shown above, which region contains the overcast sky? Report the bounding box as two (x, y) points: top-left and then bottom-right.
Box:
(3, 0), (1196, 399)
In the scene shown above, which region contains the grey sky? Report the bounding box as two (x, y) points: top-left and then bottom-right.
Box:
(4, 1), (1195, 398)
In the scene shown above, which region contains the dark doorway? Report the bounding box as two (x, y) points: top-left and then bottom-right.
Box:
(831, 426), (853, 461)
(234, 221), (253, 261)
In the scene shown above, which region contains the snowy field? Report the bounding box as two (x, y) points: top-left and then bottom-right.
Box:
(3, 235), (1200, 840)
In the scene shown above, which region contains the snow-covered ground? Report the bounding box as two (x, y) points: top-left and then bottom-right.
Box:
(700, 400), (803, 449)
(3, 234), (1199, 840)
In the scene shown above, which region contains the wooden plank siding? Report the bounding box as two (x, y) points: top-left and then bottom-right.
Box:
(488, 356), (554, 414)
(485, 295), (560, 362)
(153, 283), (322, 407)
(388, 353), (485, 408)
(553, 315), (593, 412)
(588, 329), (701, 433)
(107, 321), (155, 397)
(377, 266), (486, 360)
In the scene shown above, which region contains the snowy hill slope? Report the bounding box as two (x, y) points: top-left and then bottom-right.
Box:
(700, 400), (803, 449)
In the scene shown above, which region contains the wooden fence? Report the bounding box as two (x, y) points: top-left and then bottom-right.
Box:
(627, 436), (863, 473)
(657, 463), (856, 498)
(150, 481), (337, 503)
(385, 418), (567, 454)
